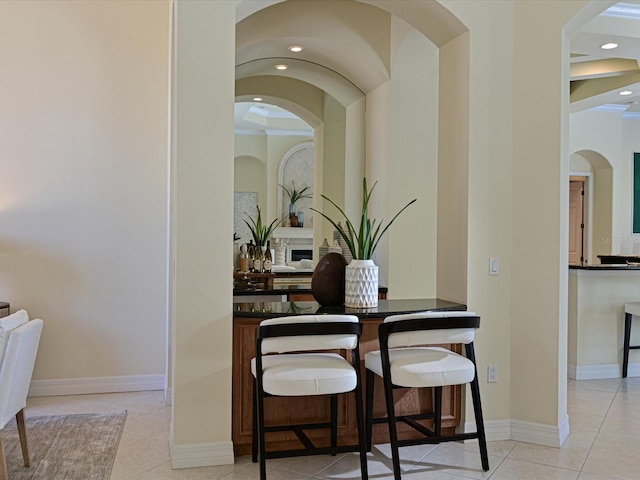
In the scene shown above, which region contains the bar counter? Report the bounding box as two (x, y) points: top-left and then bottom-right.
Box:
(232, 298), (467, 456)
(569, 264), (640, 379)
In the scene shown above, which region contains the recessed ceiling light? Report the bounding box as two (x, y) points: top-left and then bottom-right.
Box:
(288, 45), (303, 52)
(619, 90), (633, 96)
(253, 97), (263, 102)
(600, 42), (619, 50)
(275, 64), (288, 70)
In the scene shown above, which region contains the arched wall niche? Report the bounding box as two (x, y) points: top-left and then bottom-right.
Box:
(277, 141), (314, 225)
(571, 149), (613, 259)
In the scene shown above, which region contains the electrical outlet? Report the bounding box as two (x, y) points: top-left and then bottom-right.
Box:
(488, 365), (498, 383)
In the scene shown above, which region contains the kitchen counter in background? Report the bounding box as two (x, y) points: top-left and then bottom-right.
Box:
(568, 265), (640, 379)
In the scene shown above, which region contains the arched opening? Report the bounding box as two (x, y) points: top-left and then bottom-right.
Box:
(570, 149), (614, 263)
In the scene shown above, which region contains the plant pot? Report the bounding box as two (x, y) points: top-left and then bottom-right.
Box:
(344, 259), (378, 308)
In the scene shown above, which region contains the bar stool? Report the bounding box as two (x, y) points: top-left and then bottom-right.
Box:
(365, 311), (489, 479)
(623, 303), (640, 377)
(251, 314), (368, 480)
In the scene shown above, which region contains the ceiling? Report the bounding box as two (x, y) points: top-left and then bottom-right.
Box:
(234, 0), (640, 135)
(234, 101), (313, 137)
(570, 1), (640, 117)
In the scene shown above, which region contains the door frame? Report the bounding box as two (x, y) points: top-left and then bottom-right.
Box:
(570, 173), (592, 264)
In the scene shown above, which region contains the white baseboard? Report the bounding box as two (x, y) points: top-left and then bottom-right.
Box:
(568, 362), (627, 380)
(511, 417), (567, 447)
(463, 417), (566, 446)
(463, 419), (511, 442)
(170, 422), (235, 468)
(28, 374), (166, 397)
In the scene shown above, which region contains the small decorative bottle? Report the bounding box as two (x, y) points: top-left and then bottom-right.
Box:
(263, 240), (272, 273)
(248, 240), (256, 272)
(238, 244), (250, 273)
(253, 244), (263, 273)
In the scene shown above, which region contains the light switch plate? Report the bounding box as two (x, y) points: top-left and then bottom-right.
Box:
(489, 257), (500, 276)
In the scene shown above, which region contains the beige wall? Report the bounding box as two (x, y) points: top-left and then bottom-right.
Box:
(0, 0), (169, 383)
(387, 16), (439, 299)
(570, 110), (640, 258)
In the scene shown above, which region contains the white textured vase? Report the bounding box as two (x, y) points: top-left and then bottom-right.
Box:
(344, 259), (378, 308)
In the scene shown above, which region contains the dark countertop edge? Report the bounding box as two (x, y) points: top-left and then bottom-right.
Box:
(234, 286), (389, 295)
(569, 264), (640, 270)
(233, 298), (466, 318)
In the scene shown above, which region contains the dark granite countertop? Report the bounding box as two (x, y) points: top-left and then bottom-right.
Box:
(233, 298), (466, 318)
(569, 264), (640, 270)
(233, 284), (389, 296)
(233, 284), (312, 295)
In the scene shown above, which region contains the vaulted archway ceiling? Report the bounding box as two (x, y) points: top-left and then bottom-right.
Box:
(234, 0), (464, 135)
(570, 1), (640, 117)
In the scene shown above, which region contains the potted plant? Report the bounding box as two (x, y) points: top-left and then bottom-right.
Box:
(243, 206), (279, 247)
(279, 181), (312, 226)
(311, 177), (416, 308)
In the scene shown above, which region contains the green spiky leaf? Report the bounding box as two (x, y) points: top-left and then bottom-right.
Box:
(310, 177), (416, 260)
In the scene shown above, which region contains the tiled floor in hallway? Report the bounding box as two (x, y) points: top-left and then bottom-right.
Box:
(20, 376), (640, 479)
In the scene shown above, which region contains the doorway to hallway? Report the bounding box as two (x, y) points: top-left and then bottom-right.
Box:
(569, 177), (586, 264)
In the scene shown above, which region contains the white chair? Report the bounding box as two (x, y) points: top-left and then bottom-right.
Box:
(0, 310), (43, 480)
(364, 311), (488, 479)
(251, 314), (368, 480)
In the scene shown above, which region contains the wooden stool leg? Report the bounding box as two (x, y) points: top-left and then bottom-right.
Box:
(434, 386), (442, 435)
(330, 394), (338, 455)
(365, 368), (375, 451)
(624, 312), (633, 378)
(252, 380), (258, 463)
(0, 431), (8, 480)
(352, 362), (369, 480)
(16, 409), (30, 467)
(382, 376), (401, 480)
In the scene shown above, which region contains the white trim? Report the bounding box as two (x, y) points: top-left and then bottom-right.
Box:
(567, 362), (624, 380)
(464, 418), (566, 446)
(170, 421), (234, 468)
(511, 418), (566, 447)
(28, 374), (166, 397)
(463, 419), (511, 442)
(558, 414), (570, 446)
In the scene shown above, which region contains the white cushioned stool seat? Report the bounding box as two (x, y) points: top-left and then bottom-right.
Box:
(251, 353), (357, 396)
(364, 346), (475, 388)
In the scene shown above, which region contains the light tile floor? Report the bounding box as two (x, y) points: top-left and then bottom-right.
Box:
(20, 376), (640, 479)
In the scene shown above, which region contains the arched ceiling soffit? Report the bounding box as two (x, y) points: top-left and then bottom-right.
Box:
(236, 76), (323, 128)
(236, 58), (364, 107)
(359, 0), (467, 46)
(573, 149), (613, 170)
(235, 0), (392, 95)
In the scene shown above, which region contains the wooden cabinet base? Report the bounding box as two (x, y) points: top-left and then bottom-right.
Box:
(232, 315), (461, 456)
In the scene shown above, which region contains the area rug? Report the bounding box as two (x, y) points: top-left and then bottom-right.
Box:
(3, 411), (127, 480)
